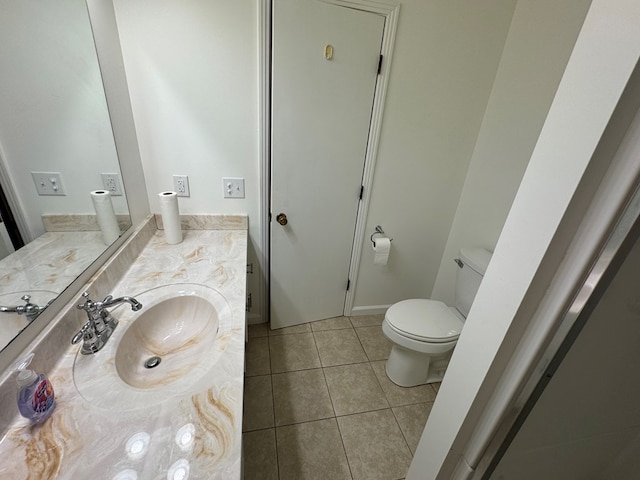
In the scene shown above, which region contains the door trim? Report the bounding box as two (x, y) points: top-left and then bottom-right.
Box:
(0, 146), (32, 242)
(335, 0), (400, 316)
(259, 0), (272, 324)
(260, 0), (400, 321)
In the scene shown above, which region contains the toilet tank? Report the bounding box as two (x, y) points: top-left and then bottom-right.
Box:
(454, 247), (493, 318)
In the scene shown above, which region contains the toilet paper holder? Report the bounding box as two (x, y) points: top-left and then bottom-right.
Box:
(370, 225), (393, 246)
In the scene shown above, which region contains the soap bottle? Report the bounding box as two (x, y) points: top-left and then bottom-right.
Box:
(15, 353), (55, 424)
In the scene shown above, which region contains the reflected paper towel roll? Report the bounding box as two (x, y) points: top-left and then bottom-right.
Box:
(372, 236), (391, 265)
(158, 191), (182, 244)
(90, 190), (119, 245)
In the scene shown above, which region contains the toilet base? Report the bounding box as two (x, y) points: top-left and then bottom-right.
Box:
(385, 345), (450, 387)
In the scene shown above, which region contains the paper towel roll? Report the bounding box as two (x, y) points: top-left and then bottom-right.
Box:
(90, 190), (120, 245)
(372, 236), (391, 265)
(158, 191), (182, 244)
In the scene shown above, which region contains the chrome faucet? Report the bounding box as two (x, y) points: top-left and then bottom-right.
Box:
(72, 292), (143, 355)
(0, 295), (51, 323)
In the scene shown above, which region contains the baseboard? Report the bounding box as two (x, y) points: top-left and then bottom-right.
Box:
(350, 305), (391, 316)
(246, 312), (263, 325)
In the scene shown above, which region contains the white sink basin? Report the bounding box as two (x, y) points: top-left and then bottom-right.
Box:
(73, 283), (233, 411)
(115, 293), (221, 389)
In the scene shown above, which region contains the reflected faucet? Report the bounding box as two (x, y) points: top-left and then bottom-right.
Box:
(0, 295), (51, 323)
(72, 292), (143, 355)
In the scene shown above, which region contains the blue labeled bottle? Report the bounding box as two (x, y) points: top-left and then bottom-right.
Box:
(15, 353), (55, 424)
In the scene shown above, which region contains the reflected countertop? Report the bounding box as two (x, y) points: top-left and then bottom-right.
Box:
(0, 228), (247, 479)
(0, 231), (109, 293)
(0, 231), (110, 351)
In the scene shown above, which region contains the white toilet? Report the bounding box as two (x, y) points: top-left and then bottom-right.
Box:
(382, 247), (492, 387)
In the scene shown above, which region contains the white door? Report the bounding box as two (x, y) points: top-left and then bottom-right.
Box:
(271, 0), (384, 328)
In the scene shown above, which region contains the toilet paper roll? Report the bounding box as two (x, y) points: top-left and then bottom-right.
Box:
(158, 191), (182, 244)
(90, 190), (120, 245)
(372, 236), (391, 265)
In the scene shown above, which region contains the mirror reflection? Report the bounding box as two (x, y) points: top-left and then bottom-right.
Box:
(0, 0), (131, 351)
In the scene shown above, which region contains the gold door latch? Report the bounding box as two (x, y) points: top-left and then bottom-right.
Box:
(324, 44), (334, 60)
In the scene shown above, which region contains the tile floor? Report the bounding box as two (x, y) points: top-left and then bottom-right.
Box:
(242, 315), (440, 480)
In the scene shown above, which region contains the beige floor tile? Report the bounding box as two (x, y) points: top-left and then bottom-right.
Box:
(277, 418), (351, 480)
(248, 322), (269, 338)
(392, 402), (434, 454)
(273, 369), (335, 426)
(355, 325), (393, 361)
(243, 375), (274, 432)
(371, 361), (437, 407)
(242, 428), (278, 480)
(432, 381), (441, 392)
(269, 332), (321, 373)
(324, 363), (388, 416)
(350, 314), (385, 328)
(311, 316), (353, 331)
(269, 322), (312, 335)
(245, 336), (271, 376)
(337, 409), (412, 480)
(314, 329), (368, 367)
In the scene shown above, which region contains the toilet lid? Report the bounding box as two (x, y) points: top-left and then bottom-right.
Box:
(385, 299), (463, 342)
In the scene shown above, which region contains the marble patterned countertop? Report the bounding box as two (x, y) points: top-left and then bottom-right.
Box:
(0, 225), (247, 480)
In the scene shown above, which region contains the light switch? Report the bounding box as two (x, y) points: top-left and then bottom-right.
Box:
(222, 177), (245, 198)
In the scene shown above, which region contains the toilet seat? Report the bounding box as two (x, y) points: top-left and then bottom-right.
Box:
(385, 299), (463, 343)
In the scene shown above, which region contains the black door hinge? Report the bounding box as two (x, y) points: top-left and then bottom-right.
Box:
(359, 185), (364, 200)
(346, 279), (351, 291)
(377, 55), (383, 75)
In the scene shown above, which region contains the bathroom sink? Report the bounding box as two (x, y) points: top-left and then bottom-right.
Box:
(115, 292), (221, 389)
(72, 283), (233, 411)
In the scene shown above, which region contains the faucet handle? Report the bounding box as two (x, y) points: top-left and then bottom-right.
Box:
(72, 323), (91, 344)
(77, 292), (96, 311)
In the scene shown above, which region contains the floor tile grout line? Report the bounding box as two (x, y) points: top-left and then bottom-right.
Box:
(389, 403), (416, 456)
(274, 412), (338, 429)
(319, 354), (339, 420)
(271, 364), (328, 375)
(334, 409), (356, 480)
(316, 358), (374, 369)
(266, 333), (281, 480)
(242, 425), (277, 434)
(353, 325), (373, 362)
(333, 404), (396, 421)
(370, 358), (395, 406)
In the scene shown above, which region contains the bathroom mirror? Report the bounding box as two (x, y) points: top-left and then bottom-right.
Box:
(0, 0), (131, 352)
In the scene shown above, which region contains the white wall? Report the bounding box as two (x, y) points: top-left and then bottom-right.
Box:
(408, 0), (640, 477)
(431, 0), (592, 305)
(0, 0), (126, 240)
(113, 0), (521, 319)
(352, 0), (517, 312)
(112, 0), (261, 313)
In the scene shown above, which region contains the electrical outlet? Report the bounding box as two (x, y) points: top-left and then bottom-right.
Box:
(173, 175), (190, 197)
(222, 177), (245, 198)
(101, 173), (123, 196)
(31, 172), (66, 196)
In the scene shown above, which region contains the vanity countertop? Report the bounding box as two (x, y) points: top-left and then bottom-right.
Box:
(0, 228), (247, 479)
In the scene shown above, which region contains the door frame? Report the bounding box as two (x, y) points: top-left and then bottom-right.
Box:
(259, 0), (400, 322)
(0, 147), (32, 244)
